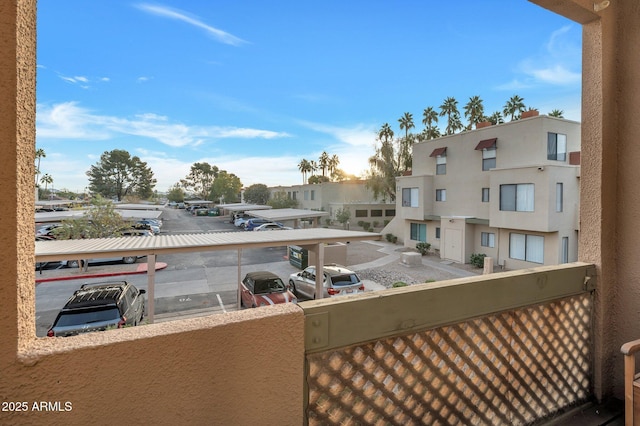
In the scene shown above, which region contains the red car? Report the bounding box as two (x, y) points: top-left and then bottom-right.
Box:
(240, 271), (297, 308)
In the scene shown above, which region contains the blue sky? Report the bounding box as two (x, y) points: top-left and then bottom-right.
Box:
(36, 1), (582, 193)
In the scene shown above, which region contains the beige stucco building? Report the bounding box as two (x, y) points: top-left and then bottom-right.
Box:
(2, 1), (640, 424)
(270, 180), (396, 227)
(385, 114), (582, 269)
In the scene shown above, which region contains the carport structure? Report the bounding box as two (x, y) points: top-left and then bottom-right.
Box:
(217, 203), (272, 220)
(245, 208), (329, 228)
(35, 228), (381, 322)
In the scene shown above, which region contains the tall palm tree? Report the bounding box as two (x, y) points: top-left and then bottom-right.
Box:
(548, 109), (564, 118)
(309, 160), (318, 177)
(464, 95), (485, 130)
(318, 151), (330, 177)
(35, 148), (46, 186)
(40, 173), (53, 198)
(398, 112), (414, 140)
(503, 95), (526, 121)
(422, 107), (438, 134)
(378, 123), (394, 143)
(298, 159), (311, 184)
(328, 154), (340, 178)
(439, 97), (462, 135)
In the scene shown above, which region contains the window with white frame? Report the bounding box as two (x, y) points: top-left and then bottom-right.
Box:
(500, 184), (534, 212)
(509, 233), (544, 263)
(436, 189), (446, 202)
(556, 183), (563, 212)
(547, 132), (567, 161)
(481, 232), (495, 248)
(435, 227), (440, 239)
(410, 223), (427, 242)
(402, 187), (419, 207)
(482, 188), (490, 202)
(436, 155), (446, 175)
(482, 148), (496, 171)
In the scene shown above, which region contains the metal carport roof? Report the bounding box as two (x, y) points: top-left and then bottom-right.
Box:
(245, 208), (328, 221)
(218, 203), (272, 212)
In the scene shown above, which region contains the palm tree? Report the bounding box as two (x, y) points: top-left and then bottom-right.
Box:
(503, 95), (526, 121)
(488, 111), (505, 125)
(398, 112), (414, 140)
(421, 107), (438, 135)
(318, 152), (330, 177)
(464, 95), (485, 130)
(328, 154), (340, 179)
(378, 123), (394, 144)
(40, 173), (53, 198)
(35, 148), (46, 186)
(297, 159), (311, 184)
(309, 160), (318, 177)
(548, 109), (564, 118)
(439, 97), (462, 135)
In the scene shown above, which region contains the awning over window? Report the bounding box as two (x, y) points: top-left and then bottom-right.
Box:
(429, 147), (447, 157)
(475, 138), (497, 150)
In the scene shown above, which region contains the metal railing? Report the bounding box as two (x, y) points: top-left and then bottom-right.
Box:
(300, 262), (596, 425)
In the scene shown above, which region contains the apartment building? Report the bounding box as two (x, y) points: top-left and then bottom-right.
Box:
(386, 113), (581, 269)
(270, 180), (395, 226)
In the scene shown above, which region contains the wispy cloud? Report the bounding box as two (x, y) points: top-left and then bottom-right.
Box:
(135, 3), (248, 46)
(298, 120), (376, 147)
(497, 25), (581, 90)
(37, 102), (289, 147)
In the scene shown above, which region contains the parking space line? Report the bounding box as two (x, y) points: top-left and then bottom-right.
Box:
(216, 293), (226, 313)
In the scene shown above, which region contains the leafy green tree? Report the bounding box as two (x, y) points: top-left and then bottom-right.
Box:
(53, 196), (129, 239)
(181, 162), (219, 200)
(308, 175), (330, 184)
(244, 184), (270, 204)
(268, 191), (298, 209)
(439, 96), (463, 135)
(209, 170), (242, 203)
(167, 183), (185, 203)
(464, 95), (485, 130)
(503, 95), (526, 121)
(366, 124), (401, 202)
(86, 149), (156, 201)
(548, 109), (564, 118)
(335, 207), (351, 229)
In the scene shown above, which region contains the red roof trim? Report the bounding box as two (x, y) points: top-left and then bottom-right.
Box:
(475, 138), (497, 150)
(429, 147), (447, 157)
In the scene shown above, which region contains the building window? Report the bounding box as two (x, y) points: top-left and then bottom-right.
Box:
(556, 183), (563, 212)
(303, 190), (309, 201)
(547, 132), (567, 161)
(482, 188), (490, 202)
(561, 236), (569, 263)
(509, 233), (544, 264)
(371, 210), (382, 217)
(482, 148), (496, 171)
(481, 232), (495, 248)
(436, 189), (446, 202)
(402, 187), (419, 207)
(500, 184), (534, 212)
(410, 223), (427, 242)
(436, 155), (446, 175)
(310, 190), (315, 201)
(385, 209), (396, 216)
(435, 227), (440, 239)
(355, 210), (367, 217)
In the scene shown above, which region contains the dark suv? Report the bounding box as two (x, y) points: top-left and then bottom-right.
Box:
(47, 281), (146, 337)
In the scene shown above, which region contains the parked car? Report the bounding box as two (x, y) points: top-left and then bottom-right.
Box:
(253, 223), (293, 231)
(36, 223), (61, 238)
(240, 271), (297, 308)
(120, 229), (154, 237)
(244, 218), (281, 231)
(47, 281), (146, 337)
(288, 264), (364, 300)
(61, 255), (142, 268)
(132, 222), (159, 234)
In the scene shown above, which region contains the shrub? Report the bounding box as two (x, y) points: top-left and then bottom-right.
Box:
(392, 282), (408, 288)
(415, 242), (431, 255)
(361, 222), (371, 231)
(470, 253), (487, 268)
(372, 221), (379, 229)
(385, 233), (398, 243)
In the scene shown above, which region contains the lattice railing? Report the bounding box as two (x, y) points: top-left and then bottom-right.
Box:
(306, 293), (592, 425)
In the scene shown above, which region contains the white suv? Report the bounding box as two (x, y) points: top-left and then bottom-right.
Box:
(288, 264), (364, 300)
